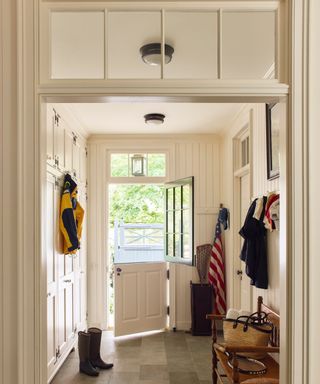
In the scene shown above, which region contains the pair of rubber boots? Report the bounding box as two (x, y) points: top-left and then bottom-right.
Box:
(78, 327), (113, 376)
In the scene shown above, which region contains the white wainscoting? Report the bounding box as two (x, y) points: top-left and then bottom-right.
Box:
(87, 135), (221, 330)
(220, 104), (283, 313)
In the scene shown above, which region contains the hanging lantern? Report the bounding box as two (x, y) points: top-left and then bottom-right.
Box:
(131, 154), (146, 176)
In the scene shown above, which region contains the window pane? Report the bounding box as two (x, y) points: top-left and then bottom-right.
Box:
(111, 154), (129, 177)
(183, 209), (190, 234)
(182, 184), (190, 208)
(175, 210), (181, 233)
(167, 234), (174, 257)
(168, 211), (174, 233)
(167, 188), (174, 210)
(147, 154), (166, 176)
(175, 234), (181, 258)
(183, 234), (191, 259)
(175, 186), (181, 209)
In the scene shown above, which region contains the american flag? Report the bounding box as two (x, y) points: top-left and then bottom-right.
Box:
(208, 220), (227, 314)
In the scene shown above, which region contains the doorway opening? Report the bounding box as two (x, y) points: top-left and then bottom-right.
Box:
(42, 97), (288, 383)
(107, 183), (165, 329)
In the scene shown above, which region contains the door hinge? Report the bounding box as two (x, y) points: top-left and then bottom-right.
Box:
(72, 132), (78, 144)
(86, 310), (88, 321)
(166, 269), (170, 280)
(85, 147), (88, 157)
(167, 306), (170, 316)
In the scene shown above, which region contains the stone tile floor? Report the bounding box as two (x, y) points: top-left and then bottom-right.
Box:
(51, 330), (214, 384)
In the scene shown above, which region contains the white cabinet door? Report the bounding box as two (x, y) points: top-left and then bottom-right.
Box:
(47, 110), (55, 167)
(47, 173), (58, 377)
(79, 144), (87, 185)
(64, 130), (74, 174)
(54, 117), (66, 171)
(72, 138), (81, 180)
(74, 187), (87, 331)
(114, 262), (167, 336)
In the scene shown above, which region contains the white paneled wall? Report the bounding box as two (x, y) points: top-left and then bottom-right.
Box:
(221, 104), (282, 313)
(251, 104), (280, 312)
(87, 135), (221, 330)
(173, 139), (220, 329)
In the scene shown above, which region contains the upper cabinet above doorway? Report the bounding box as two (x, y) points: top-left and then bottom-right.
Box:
(39, 2), (282, 84)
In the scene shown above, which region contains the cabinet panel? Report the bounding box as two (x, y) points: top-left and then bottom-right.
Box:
(65, 279), (75, 340)
(51, 11), (105, 79)
(54, 119), (66, 171)
(72, 140), (81, 180)
(65, 130), (73, 173)
(79, 145), (87, 185)
(65, 254), (73, 275)
(47, 295), (57, 376)
(164, 12), (218, 79)
(47, 175), (55, 285)
(57, 286), (67, 355)
(222, 11), (276, 79)
(47, 110), (55, 167)
(108, 11), (161, 79)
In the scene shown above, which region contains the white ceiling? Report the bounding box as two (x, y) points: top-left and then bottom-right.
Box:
(62, 103), (244, 135)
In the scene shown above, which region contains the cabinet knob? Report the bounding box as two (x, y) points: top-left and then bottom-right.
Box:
(47, 292), (51, 297)
(64, 279), (72, 283)
(236, 270), (243, 275)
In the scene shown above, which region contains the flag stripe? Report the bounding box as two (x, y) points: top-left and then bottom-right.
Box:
(208, 221), (227, 315)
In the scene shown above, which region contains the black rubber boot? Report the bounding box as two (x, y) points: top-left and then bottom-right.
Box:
(78, 331), (99, 376)
(88, 327), (113, 370)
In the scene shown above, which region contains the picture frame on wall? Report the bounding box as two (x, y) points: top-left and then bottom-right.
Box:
(266, 103), (280, 180)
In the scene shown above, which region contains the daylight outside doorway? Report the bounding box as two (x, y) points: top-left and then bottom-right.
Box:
(107, 153), (166, 328)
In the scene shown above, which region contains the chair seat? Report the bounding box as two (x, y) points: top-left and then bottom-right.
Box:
(215, 348), (279, 383)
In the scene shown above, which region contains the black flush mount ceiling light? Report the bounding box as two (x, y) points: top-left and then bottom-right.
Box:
(140, 43), (174, 66)
(144, 113), (165, 125)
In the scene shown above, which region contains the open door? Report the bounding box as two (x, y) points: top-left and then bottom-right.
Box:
(113, 177), (195, 336)
(164, 176), (195, 266)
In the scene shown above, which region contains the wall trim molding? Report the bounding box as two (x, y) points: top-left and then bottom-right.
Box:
(7, 1), (312, 384)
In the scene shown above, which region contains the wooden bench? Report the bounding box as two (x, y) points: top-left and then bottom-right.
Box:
(206, 296), (279, 384)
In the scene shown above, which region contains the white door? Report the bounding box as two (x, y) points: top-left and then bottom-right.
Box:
(114, 262), (167, 336)
(47, 173), (58, 377)
(239, 172), (252, 311)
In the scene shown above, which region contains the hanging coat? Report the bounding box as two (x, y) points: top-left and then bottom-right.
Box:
(239, 197), (268, 289)
(59, 173), (84, 254)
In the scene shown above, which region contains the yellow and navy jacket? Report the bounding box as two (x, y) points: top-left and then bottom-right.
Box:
(59, 174), (84, 255)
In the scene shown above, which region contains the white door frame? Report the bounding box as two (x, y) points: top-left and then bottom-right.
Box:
(233, 173), (251, 309)
(7, 2), (314, 384)
(231, 123), (252, 309)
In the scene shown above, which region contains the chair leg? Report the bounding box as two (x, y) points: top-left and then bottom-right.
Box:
(211, 320), (218, 384)
(212, 347), (218, 384)
(231, 353), (240, 384)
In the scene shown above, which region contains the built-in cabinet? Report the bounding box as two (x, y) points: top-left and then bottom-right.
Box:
(46, 107), (87, 382)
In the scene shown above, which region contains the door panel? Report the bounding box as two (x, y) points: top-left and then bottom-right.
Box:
(64, 130), (73, 173)
(47, 173), (58, 376)
(146, 270), (162, 318)
(240, 173), (252, 311)
(114, 262), (167, 336)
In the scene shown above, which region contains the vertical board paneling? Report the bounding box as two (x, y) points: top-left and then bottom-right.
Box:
(221, 104), (280, 313)
(90, 135), (220, 331)
(251, 105), (280, 312)
(173, 137), (220, 329)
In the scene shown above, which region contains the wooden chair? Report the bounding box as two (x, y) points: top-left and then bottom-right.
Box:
(206, 296), (279, 384)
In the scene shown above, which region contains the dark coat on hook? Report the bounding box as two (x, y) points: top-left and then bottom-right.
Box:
(239, 197), (268, 289)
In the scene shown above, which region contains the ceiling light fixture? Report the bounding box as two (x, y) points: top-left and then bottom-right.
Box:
(144, 113), (165, 125)
(140, 43), (174, 66)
